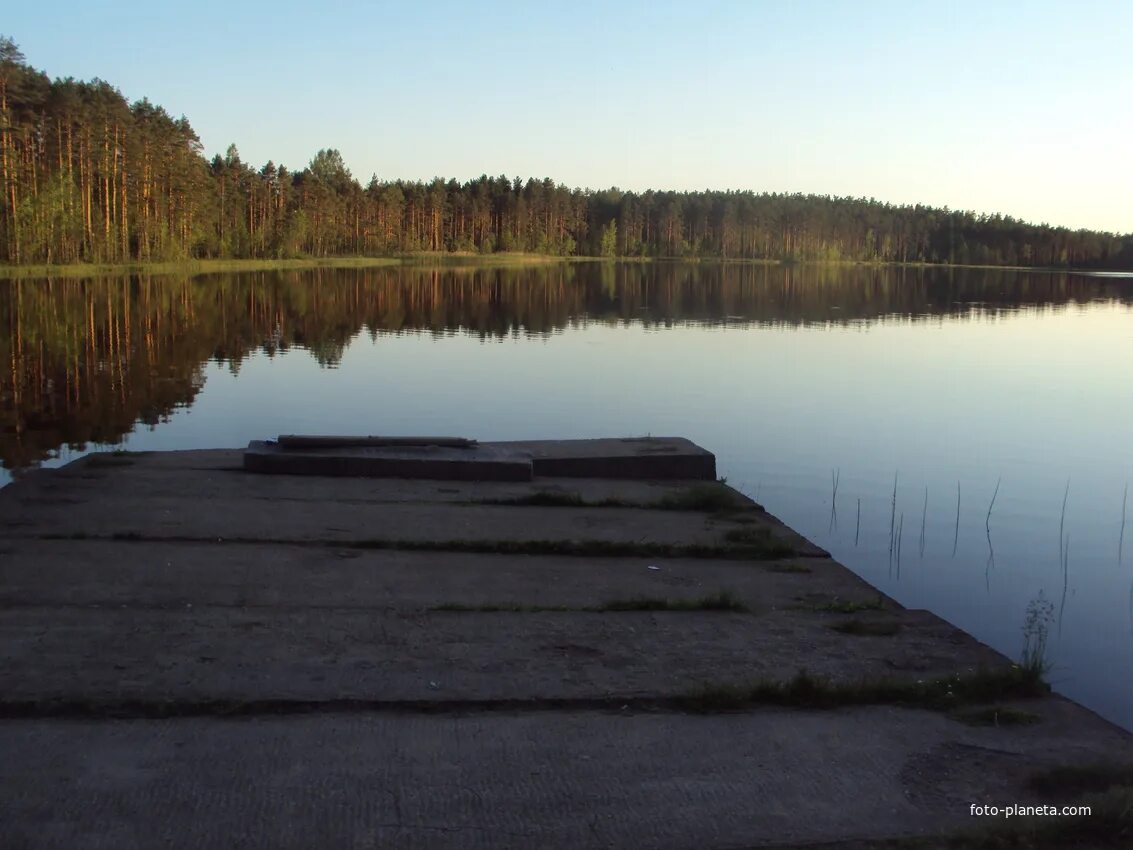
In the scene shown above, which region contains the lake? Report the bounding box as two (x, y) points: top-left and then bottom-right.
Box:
(2, 261), (1131, 729)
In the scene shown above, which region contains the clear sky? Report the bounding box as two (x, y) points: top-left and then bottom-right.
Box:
(7, 0), (1132, 233)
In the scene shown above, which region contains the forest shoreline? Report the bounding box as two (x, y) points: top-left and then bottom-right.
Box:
(0, 252), (572, 279)
(1, 253), (1127, 281)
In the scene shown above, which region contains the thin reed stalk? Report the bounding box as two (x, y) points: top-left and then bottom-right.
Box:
(1059, 480), (1070, 558)
(952, 480), (960, 557)
(986, 477), (1001, 535)
(888, 472), (898, 557)
(1120, 484), (1128, 564)
(919, 486), (927, 557)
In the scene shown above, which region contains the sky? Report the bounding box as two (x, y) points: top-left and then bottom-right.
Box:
(7, 0), (1132, 233)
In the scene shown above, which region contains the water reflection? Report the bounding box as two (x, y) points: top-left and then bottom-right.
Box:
(1, 262), (1131, 476)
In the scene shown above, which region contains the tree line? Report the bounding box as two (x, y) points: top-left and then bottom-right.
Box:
(2, 37), (1131, 269)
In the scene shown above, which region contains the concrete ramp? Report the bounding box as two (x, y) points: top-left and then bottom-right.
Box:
(2, 444), (1129, 850)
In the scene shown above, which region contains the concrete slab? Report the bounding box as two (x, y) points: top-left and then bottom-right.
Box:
(1, 605), (1007, 705)
(0, 496), (816, 552)
(3, 705), (1130, 850)
(1, 450), (722, 504)
(0, 541), (865, 613)
(0, 541), (999, 705)
(0, 453), (818, 554)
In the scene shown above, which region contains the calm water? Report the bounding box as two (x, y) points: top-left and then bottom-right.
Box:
(3, 262), (1132, 728)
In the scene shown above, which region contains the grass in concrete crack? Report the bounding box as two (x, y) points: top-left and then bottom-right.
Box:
(3, 667), (1050, 724)
(829, 618), (902, 636)
(654, 483), (742, 512)
(598, 590), (749, 612)
(431, 590), (750, 614)
(809, 596), (886, 613)
(480, 483), (749, 513)
(39, 533), (798, 561)
(348, 537), (796, 560)
(678, 665), (1048, 713)
(722, 527), (795, 557)
(952, 706), (1042, 727)
(431, 602), (573, 613)
(479, 492), (631, 508)
(767, 562), (812, 574)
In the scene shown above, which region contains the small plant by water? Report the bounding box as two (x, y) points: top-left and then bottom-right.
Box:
(1020, 591), (1055, 678)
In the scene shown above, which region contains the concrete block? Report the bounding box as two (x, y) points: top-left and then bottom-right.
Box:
(243, 440), (533, 481)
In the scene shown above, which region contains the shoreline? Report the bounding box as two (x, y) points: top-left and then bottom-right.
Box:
(1, 254), (1128, 280)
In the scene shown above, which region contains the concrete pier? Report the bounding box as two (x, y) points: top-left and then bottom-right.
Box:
(1, 441), (1130, 849)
